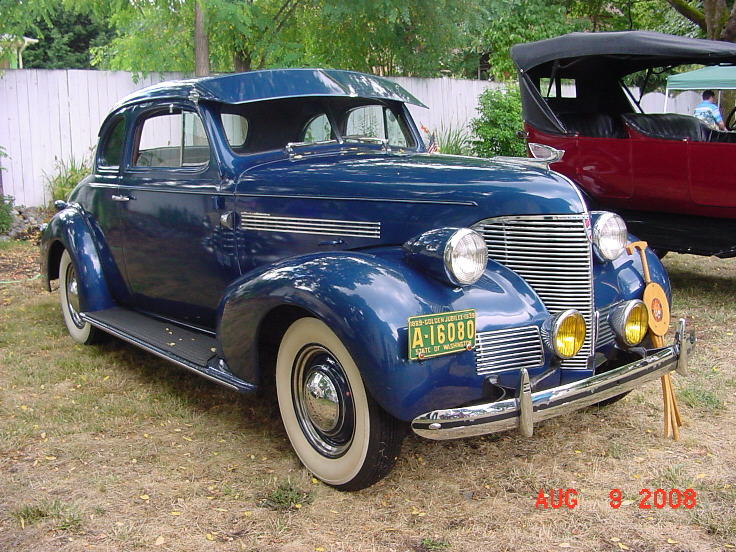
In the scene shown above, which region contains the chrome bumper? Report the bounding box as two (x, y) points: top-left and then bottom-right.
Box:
(412, 319), (695, 440)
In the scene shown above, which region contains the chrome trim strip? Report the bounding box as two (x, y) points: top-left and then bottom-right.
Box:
(234, 193), (477, 207)
(89, 182), (220, 195)
(240, 212), (381, 238)
(412, 319), (694, 440)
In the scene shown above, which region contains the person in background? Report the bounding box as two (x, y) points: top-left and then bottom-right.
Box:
(693, 90), (726, 130)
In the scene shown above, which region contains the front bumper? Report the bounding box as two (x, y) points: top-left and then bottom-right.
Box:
(412, 319), (695, 440)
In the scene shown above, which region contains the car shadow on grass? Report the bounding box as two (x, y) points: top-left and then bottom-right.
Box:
(89, 336), (287, 439)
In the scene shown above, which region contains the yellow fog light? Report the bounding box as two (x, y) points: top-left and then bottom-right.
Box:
(611, 300), (649, 347)
(552, 310), (586, 359)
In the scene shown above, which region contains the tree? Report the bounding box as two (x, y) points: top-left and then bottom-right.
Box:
(0, 0), (54, 38)
(22, 6), (113, 69)
(83, 0), (478, 78)
(194, 1), (209, 76)
(472, 0), (585, 80)
(297, 0), (478, 76)
(665, 0), (736, 41)
(85, 0), (314, 74)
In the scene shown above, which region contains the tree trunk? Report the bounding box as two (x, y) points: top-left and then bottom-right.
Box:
(665, 0), (707, 32)
(666, 0), (736, 42)
(194, 1), (209, 77)
(721, 3), (736, 41)
(233, 51), (252, 72)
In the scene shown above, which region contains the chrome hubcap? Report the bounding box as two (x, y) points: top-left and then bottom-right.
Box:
(292, 345), (354, 458)
(304, 369), (340, 432)
(65, 263), (84, 329)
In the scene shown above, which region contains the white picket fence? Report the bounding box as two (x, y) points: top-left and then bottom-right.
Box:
(0, 70), (503, 206)
(0, 69), (671, 207)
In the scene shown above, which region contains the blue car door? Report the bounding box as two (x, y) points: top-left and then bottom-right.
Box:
(117, 103), (239, 328)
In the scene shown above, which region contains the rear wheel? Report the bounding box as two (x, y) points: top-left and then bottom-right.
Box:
(59, 250), (104, 345)
(276, 318), (405, 491)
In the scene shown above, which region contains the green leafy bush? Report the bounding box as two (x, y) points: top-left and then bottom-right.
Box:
(45, 157), (91, 205)
(471, 86), (527, 158)
(435, 123), (472, 155)
(0, 195), (14, 235)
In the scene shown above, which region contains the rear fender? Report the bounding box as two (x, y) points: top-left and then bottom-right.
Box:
(217, 248), (549, 421)
(40, 206), (115, 312)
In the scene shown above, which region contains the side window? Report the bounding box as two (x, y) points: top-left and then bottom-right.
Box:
(346, 105), (383, 138)
(385, 109), (408, 147)
(301, 114), (334, 143)
(134, 109), (209, 168)
(345, 105), (410, 147)
(539, 78), (577, 98)
(221, 113), (249, 149)
(99, 116), (125, 168)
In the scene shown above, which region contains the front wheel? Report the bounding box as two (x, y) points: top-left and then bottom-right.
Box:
(59, 250), (104, 345)
(276, 318), (405, 491)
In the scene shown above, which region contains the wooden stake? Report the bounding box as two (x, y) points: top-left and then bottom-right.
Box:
(626, 241), (682, 441)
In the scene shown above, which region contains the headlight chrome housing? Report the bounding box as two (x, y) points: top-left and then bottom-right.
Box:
(404, 227), (488, 287)
(592, 212), (627, 261)
(443, 228), (488, 286)
(550, 309), (586, 359)
(610, 300), (649, 347)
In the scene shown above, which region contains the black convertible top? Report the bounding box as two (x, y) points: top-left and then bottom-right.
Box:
(511, 31), (736, 75)
(513, 31), (736, 136)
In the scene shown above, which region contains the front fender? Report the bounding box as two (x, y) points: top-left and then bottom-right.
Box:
(594, 234), (672, 307)
(217, 247), (550, 421)
(40, 205), (115, 312)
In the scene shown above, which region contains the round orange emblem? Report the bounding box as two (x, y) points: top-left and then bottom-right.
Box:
(643, 282), (670, 336)
(650, 297), (664, 322)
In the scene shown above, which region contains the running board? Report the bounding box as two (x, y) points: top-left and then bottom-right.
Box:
(81, 307), (256, 393)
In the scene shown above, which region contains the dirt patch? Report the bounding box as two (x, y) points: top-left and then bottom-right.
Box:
(0, 245), (734, 551)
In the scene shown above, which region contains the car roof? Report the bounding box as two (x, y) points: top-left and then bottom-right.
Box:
(512, 31), (736, 75)
(113, 68), (427, 110)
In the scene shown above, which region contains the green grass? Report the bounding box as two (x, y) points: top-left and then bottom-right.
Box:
(420, 537), (451, 550)
(677, 387), (725, 412)
(260, 481), (314, 511)
(650, 464), (690, 490)
(11, 500), (83, 532)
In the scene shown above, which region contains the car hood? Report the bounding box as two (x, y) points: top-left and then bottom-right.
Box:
(234, 151), (586, 225)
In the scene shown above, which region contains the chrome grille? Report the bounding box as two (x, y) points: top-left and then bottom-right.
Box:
(596, 301), (620, 348)
(473, 215), (594, 370)
(475, 326), (544, 375)
(240, 212), (380, 238)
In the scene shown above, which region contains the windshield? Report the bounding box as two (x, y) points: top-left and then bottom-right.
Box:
(217, 96), (417, 156)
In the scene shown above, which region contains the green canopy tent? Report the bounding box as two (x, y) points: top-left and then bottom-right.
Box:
(664, 65), (736, 111)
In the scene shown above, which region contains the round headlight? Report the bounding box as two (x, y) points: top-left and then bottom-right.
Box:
(443, 228), (488, 286)
(551, 310), (586, 359)
(610, 300), (649, 347)
(593, 212), (627, 261)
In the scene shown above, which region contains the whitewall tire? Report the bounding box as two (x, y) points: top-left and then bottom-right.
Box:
(276, 317), (405, 491)
(59, 250), (103, 345)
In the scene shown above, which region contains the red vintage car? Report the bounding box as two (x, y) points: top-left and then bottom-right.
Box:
(512, 31), (736, 258)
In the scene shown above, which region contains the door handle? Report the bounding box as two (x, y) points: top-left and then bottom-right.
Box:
(111, 194), (132, 202)
(219, 211), (238, 230)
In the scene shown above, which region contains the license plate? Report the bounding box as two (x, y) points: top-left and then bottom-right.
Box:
(408, 309), (476, 361)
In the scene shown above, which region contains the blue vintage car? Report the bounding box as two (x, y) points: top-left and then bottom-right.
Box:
(40, 69), (694, 490)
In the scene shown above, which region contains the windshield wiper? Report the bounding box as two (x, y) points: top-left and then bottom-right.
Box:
(343, 136), (391, 152)
(284, 139), (341, 155)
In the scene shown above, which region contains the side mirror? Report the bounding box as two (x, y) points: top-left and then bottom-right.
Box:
(528, 143), (564, 164)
